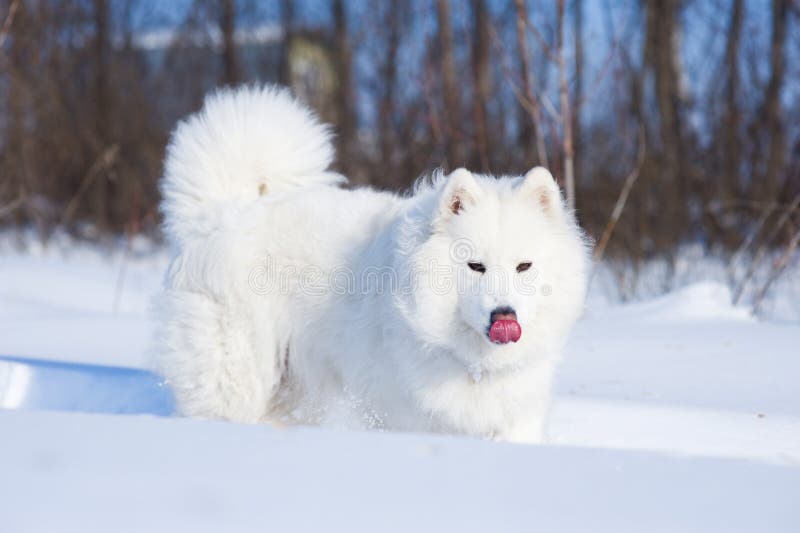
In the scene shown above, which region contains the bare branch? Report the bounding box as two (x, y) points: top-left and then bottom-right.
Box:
(575, 4), (634, 108)
(60, 144), (120, 226)
(733, 192), (800, 304)
(726, 202), (778, 281)
(522, 9), (557, 63)
(0, 0), (19, 48)
(0, 194), (24, 219)
(752, 227), (800, 313)
(593, 127), (646, 264)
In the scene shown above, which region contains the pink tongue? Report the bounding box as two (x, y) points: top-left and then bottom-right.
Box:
(489, 320), (522, 344)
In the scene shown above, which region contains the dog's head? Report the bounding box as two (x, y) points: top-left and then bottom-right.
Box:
(397, 167), (589, 371)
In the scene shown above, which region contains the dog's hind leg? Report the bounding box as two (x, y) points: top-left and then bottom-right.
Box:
(155, 289), (283, 423)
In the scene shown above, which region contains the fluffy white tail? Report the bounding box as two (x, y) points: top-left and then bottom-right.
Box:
(160, 85), (344, 244)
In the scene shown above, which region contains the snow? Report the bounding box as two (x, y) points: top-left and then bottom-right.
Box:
(558, 304), (800, 416)
(552, 398), (800, 465)
(128, 24), (284, 52)
(1, 238), (799, 531)
(2, 409), (799, 533)
(0, 236), (166, 367)
(0, 356), (173, 415)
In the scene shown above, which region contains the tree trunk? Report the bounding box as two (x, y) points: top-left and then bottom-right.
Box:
(471, 0), (491, 172)
(722, 0), (743, 201)
(557, 0), (575, 210)
(3, 0), (25, 222)
(220, 0), (240, 85)
(379, 2), (403, 173)
(436, 0), (460, 168)
(653, 0), (684, 188)
(278, 0), (294, 86)
(332, 0), (358, 181)
(762, 0), (789, 200)
(92, 0), (110, 232)
(513, 0), (548, 169)
(643, 0), (686, 249)
(572, 0), (583, 197)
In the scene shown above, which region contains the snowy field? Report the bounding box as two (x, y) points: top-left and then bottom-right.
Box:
(1, 237), (799, 532)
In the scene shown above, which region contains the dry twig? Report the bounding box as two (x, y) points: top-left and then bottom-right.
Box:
(0, 0), (19, 48)
(593, 126), (646, 264)
(752, 226), (800, 313)
(60, 144), (120, 226)
(733, 192), (800, 304)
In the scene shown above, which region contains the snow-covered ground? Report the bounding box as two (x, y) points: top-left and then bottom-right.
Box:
(1, 238), (799, 531)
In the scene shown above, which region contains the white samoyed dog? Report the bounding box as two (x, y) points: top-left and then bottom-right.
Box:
(156, 85), (589, 443)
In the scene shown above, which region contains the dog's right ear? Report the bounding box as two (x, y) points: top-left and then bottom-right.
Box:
(438, 168), (480, 219)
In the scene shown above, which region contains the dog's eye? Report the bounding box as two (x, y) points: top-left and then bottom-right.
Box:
(516, 262), (532, 273)
(467, 262), (486, 273)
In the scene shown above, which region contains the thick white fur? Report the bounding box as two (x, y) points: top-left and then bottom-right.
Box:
(156, 85), (589, 442)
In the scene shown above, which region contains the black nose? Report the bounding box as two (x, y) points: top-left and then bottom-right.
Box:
(490, 306), (517, 323)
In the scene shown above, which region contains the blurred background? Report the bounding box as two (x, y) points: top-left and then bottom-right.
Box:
(0, 0), (798, 313)
(2, 5), (799, 519)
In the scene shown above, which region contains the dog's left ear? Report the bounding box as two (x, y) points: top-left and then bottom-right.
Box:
(518, 167), (564, 217)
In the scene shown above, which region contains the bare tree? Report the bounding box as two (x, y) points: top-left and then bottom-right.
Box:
(92, 0), (112, 232)
(378, 2), (405, 172)
(593, 128), (646, 264)
(722, 0), (743, 201)
(332, 0), (358, 181)
(762, 0), (789, 200)
(0, 0), (22, 218)
(436, 0), (461, 168)
(753, 219), (800, 312)
(651, 0), (686, 192)
(0, 0), (797, 276)
(219, 0), (240, 85)
(573, 0), (584, 192)
(641, 0), (689, 249)
(278, 0), (294, 86)
(0, 0), (17, 47)
(733, 193), (800, 303)
(513, 0), (548, 169)
(557, 0), (575, 209)
(471, 0), (491, 172)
